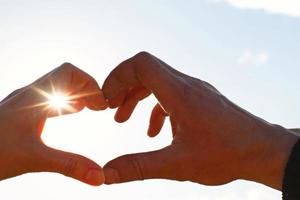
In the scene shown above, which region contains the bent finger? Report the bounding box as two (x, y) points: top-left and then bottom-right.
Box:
(24, 63), (107, 117)
(147, 103), (168, 137)
(102, 52), (183, 114)
(114, 87), (150, 123)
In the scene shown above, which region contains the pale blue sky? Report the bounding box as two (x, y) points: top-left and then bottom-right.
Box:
(0, 0), (299, 199)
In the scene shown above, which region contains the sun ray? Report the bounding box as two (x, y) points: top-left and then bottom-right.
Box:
(19, 83), (101, 116)
(21, 86), (73, 115)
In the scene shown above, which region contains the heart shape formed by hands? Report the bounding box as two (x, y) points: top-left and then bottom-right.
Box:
(0, 52), (297, 192)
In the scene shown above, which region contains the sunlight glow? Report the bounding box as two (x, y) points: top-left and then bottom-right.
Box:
(26, 82), (79, 115)
(25, 81), (99, 116)
(42, 89), (75, 115)
(47, 93), (71, 112)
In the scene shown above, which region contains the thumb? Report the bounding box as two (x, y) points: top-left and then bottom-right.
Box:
(34, 146), (104, 186)
(103, 146), (177, 184)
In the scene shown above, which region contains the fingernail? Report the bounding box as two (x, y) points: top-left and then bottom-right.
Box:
(85, 169), (105, 186)
(103, 168), (120, 184)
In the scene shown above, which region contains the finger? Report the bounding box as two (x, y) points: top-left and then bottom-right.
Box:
(26, 63), (107, 116)
(79, 78), (107, 111)
(114, 87), (150, 123)
(103, 146), (176, 184)
(33, 145), (104, 186)
(102, 52), (183, 113)
(147, 103), (168, 137)
(107, 88), (128, 109)
(64, 64), (107, 111)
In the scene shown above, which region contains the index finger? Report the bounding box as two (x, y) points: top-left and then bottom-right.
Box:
(102, 52), (183, 114)
(22, 63), (107, 117)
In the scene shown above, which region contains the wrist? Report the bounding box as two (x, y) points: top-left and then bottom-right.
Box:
(242, 123), (299, 190)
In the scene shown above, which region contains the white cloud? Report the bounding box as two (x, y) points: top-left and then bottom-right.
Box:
(237, 50), (269, 66)
(211, 0), (300, 17)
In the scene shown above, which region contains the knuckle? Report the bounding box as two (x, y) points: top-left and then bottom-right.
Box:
(134, 51), (152, 63)
(12, 87), (24, 95)
(59, 62), (76, 72)
(63, 156), (79, 177)
(135, 51), (151, 58)
(60, 63), (95, 83)
(4, 86), (26, 101)
(113, 154), (145, 181)
(127, 154), (145, 180)
(61, 62), (74, 68)
(201, 80), (221, 94)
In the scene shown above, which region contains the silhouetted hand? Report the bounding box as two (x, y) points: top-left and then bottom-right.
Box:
(0, 63), (107, 186)
(102, 52), (298, 190)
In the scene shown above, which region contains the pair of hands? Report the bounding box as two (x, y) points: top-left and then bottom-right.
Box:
(0, 52), (298, 190)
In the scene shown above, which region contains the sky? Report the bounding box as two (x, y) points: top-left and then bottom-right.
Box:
(0, 0), (299, 199)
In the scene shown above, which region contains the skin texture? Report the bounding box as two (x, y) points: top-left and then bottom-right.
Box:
(102, 52), (299, 190)
(0, 63), (107, 186)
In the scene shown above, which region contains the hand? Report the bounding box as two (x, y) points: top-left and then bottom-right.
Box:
(102, 52), (298, 190)
(0, 63), (107, 186)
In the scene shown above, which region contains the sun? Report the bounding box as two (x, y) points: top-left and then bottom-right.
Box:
(27, 81), (100, 116)
(48, 93), (70, 110)
(45, 90), (74, 115)
(28, 83), (77, 116)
